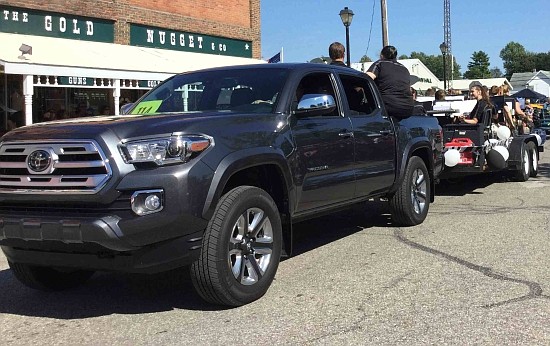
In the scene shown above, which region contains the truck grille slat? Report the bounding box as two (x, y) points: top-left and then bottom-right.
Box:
(0, 141), (112, 194)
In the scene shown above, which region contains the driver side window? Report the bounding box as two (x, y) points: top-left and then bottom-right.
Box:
(294, 72), (339, 117)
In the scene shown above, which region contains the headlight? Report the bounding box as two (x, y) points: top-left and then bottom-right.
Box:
(119, 135), (211, 165)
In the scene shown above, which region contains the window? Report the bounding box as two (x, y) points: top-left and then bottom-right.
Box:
(130, 68), (289, 115)
(294, 72), (339, 116)
(339, 74), (377, 115)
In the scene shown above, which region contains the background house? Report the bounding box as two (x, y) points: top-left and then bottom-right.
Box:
(510, 71), (550, 98)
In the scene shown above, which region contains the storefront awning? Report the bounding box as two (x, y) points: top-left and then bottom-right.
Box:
(0, 33), (265, 81)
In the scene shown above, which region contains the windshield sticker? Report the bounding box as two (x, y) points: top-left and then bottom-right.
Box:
(130, 100), (162, 114)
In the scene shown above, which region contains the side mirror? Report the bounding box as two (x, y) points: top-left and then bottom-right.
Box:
(294, 94), (336, 116)
(120, 102), (134, 115)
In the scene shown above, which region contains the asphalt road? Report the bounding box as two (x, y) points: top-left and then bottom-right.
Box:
(2, 143), (550, 345)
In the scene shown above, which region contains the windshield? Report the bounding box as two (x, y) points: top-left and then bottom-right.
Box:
(129, 68), (289, 115)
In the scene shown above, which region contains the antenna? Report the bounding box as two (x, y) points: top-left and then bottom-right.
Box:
(444, 0), (452, 89)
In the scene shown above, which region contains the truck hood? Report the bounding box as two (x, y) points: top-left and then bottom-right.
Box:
(1, 112), (235, 142)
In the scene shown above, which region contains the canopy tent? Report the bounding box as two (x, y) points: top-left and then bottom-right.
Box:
(512, 88), (547, 102)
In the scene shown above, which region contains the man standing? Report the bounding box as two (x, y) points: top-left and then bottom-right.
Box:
(366, 45), (414, 117)
(328, 42), (347, 67)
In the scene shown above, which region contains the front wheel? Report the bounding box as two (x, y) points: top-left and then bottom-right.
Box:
(191, 186), (282, 307)
(389, 156), (431, 226)
(9, 262), (94, 291)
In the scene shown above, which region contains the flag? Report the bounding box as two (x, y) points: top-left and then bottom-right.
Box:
(268, 52), (281, 64)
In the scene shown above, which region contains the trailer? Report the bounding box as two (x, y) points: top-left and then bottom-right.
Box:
(428, 97), (544, 182)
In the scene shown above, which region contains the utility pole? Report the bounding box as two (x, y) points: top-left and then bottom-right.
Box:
(381, 0), (389, 47)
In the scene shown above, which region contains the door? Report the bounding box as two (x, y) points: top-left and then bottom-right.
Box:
(338, 73), (396, 196)
(290, 72), (355, 212)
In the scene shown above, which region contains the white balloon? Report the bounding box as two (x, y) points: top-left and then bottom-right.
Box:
(496, 126), (511, 140)
(444, 149), (460, 167)
(493, 145), (509, 161)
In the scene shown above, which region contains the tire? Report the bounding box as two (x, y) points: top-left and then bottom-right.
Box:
(513, 142), (530, 182)
(389, 156), (430, 226)
(191, 186), (282, 307)
(528, 141), (538, 177)
(9, 261), (94, 291)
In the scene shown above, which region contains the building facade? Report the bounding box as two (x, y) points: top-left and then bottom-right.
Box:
(0, 0), (262, 131)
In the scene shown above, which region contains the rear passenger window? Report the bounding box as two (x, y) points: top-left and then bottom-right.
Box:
(339, 74), (377, 115)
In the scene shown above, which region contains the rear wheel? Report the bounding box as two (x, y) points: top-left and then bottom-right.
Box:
(9, 262), (94, 291)
(513, 143), (530, 182)
(389, 156), (430, 226)
(191, 186), (282, 306)
(528, 141), (538, 177)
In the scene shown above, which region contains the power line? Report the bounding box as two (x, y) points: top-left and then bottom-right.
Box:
(365, 0), (376, 58)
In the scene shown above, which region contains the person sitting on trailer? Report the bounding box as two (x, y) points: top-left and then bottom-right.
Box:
(457, 81), (493, 125)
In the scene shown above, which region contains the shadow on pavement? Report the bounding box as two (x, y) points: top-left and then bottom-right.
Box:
(0, 265), (225, 318)
(436, 172), (509, 196)
(290, 200), (392, 257)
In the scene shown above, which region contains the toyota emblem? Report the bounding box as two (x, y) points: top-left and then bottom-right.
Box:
(27, 150), (52, 173)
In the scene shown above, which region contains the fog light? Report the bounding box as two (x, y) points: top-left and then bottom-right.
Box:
(131, 189), (164, 216)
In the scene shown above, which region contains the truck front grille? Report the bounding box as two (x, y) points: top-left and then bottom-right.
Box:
(0, 140), (112, 194)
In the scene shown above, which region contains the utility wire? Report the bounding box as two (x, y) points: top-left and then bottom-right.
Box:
(365, 0), (376, 58)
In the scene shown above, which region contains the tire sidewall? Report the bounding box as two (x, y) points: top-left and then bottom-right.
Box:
(212, 187), (282, 304)
(528, 141), (538, 177)
(405, 157), (430, 224)
(515, 143), (530, 181)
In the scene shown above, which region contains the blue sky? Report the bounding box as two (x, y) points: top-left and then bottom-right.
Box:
(261, 0), (549, 74)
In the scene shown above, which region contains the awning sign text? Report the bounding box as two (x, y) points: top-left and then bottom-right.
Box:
(130, 24), (252, 58)
(1, 5), (114, 43)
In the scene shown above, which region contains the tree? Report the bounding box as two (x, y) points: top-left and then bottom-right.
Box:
(359, 55), (372, 63)
(408, 51), (461, 80)
(500, 42), (534, 78)
(490, 67), (503, 78)
(463, 51), (491, 79)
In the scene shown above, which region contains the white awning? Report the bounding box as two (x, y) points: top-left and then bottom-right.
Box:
(0, 33), (264, 81)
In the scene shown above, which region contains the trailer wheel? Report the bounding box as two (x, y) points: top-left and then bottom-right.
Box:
(389, 156), (430, 226)
(527, 141), (538, 177)
(513, 142), (530, 182)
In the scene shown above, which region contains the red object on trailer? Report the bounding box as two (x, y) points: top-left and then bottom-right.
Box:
(444, 137), (475, 165)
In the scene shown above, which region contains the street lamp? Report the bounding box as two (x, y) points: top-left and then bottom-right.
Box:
(439, 42), (448, 91)
(339, 7), (354, 67)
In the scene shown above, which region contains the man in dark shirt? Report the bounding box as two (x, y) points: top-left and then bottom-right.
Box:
(328, 42), (347, 67)
(367, 45), (414, 117)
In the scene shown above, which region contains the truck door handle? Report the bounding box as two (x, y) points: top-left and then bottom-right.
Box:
(379, 130), (393, 136)
(338, 131), (354, 138)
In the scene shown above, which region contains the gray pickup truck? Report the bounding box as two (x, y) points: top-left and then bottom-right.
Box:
(0, 63), (443, 306)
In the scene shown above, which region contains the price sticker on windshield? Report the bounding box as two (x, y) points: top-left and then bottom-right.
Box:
(130, 100), (162, 115)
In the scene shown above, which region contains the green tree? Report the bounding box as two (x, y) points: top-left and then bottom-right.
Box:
(500, 42), (535, 78)
(490, 67), (503, 78)
(463, 51), (491, 79)
(359, 55), (372, 63)
(408, 51), (461, 80)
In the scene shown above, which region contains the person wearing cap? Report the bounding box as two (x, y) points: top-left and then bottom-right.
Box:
(366, 45), (414, 117)
(458, 81), (493, 125)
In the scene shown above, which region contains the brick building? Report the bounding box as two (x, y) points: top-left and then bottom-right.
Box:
(0, 0), (262, 130)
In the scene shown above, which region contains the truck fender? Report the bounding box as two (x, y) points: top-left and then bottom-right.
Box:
(201, 147), (294, 221)
(391, 138), (435, 201)
(507, 136), (537, 168)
